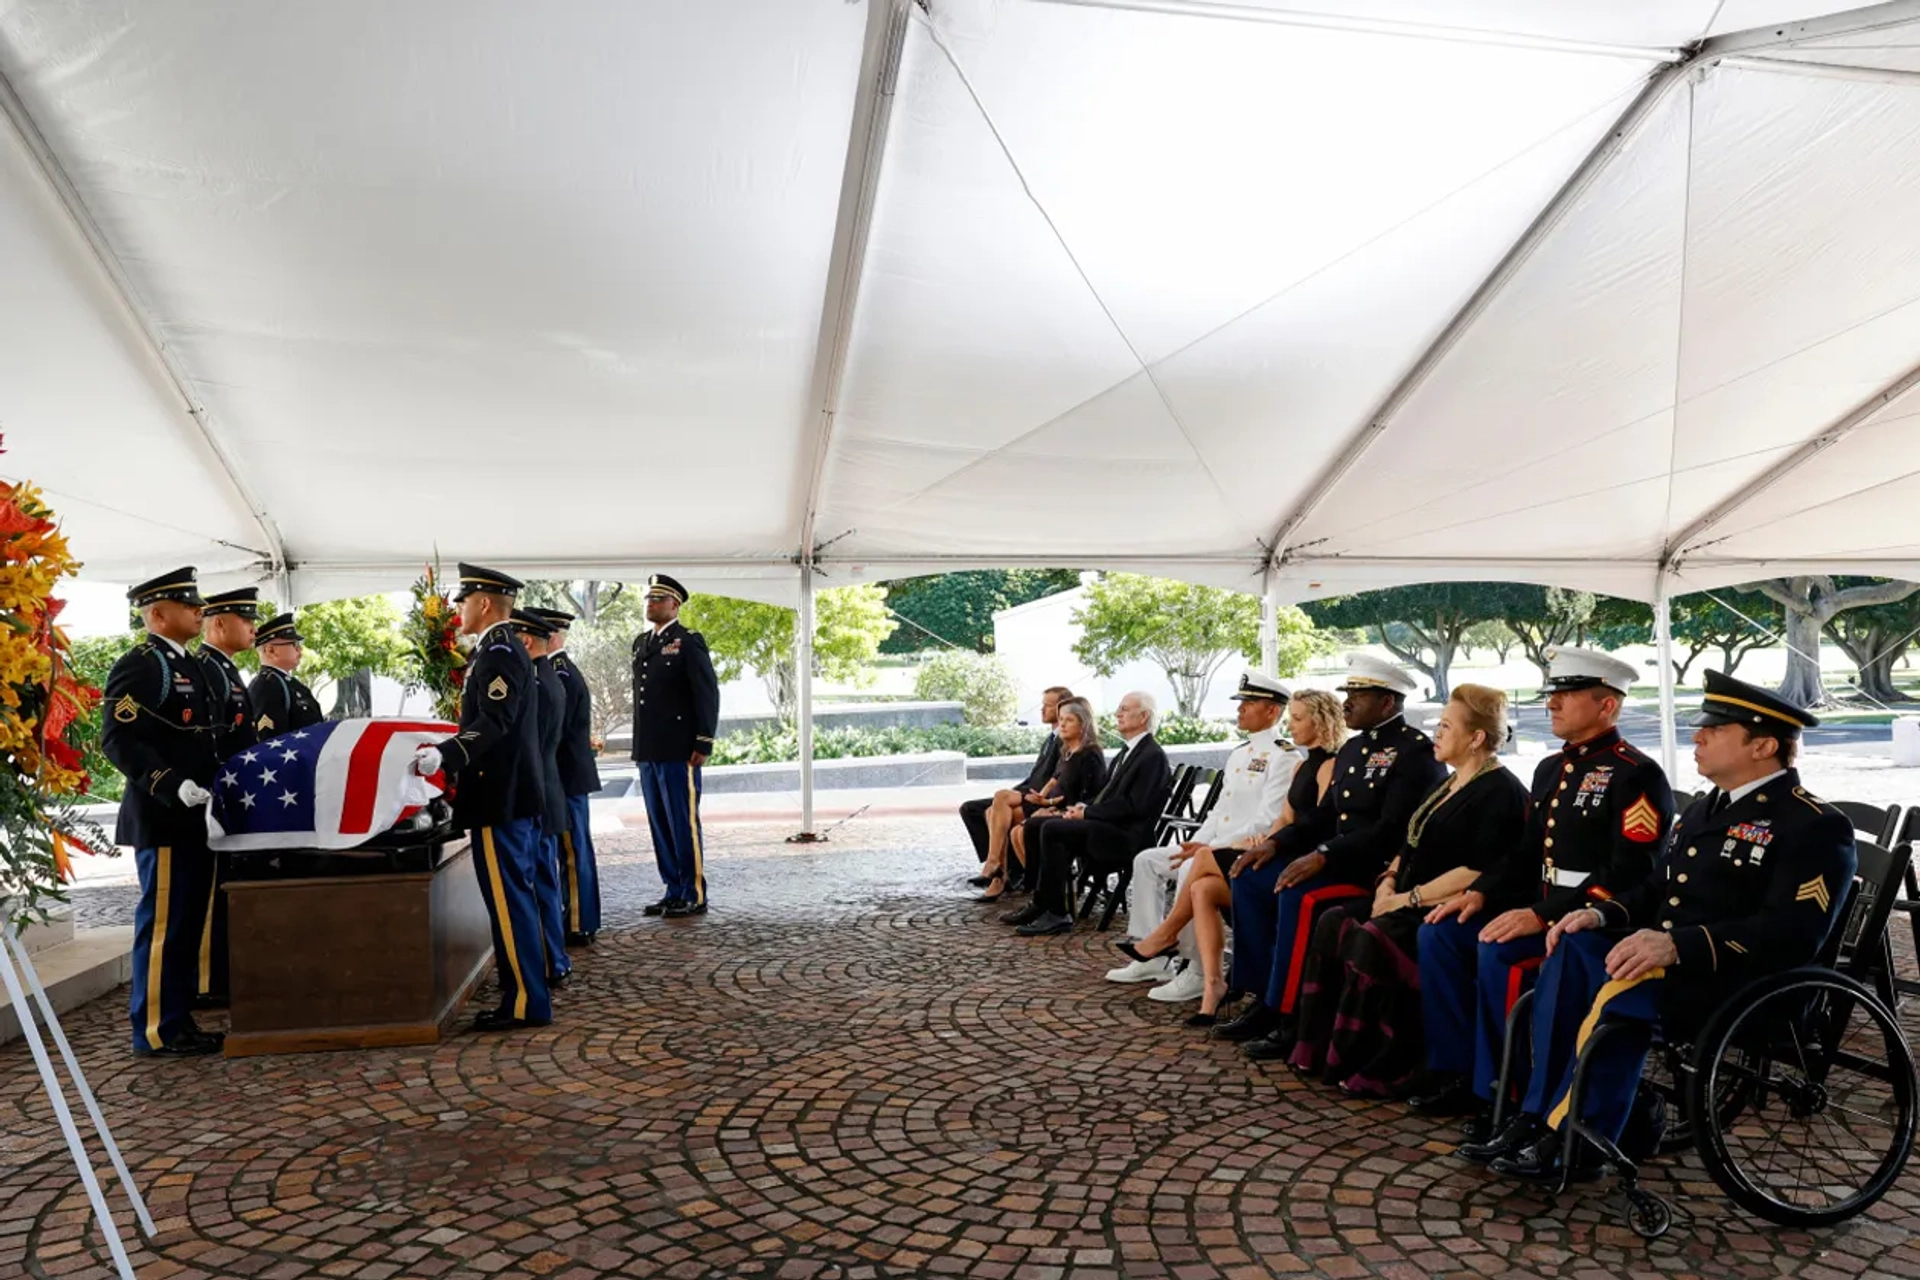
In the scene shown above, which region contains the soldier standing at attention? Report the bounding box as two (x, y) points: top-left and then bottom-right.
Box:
(630, 574), (720, 917)
(248, 612), (324, 736)
(412, 565), (552, 1031)
(528, 607), (603, 945)
(101, 568), (224, 1057)
(511, 609), (572, 989)
(192, 586), (260, 1010)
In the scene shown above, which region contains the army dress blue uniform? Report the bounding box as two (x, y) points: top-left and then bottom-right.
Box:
(190, 587), (261, 1008)
(516, 612), (572, 984)
(437, 568), (552, 1028)
(630, 575), (720, 913)
(1419, 726), (1672, 1105)
(1502, 674), (1855, 1173)
(532, 608), (604, 941)
(101, 571), (225, 1056)
(1229, 660), (1445, 1031)
(247, 613), (325, 737)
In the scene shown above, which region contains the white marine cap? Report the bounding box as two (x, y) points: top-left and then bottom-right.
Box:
(1229, 671), (1293, 702)
(1543, 646), (1639, 696)
(1336, 653), (1418, 697)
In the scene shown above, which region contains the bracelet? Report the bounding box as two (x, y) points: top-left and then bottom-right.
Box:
(1409, 885), (1423, 909)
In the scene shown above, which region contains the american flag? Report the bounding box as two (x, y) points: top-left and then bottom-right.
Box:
(206, 718), (457, 852)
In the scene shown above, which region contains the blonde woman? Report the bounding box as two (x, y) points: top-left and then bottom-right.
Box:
(1286, 684), (1529, 1097)
(987, 698), (1107, 900)
(1118, 689), (1348, 1026)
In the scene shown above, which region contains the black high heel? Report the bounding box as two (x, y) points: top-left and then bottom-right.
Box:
(1184, 982), (1233, 1029)
(1116, 940), (1170, 965)
(976, 873), (1007, 903)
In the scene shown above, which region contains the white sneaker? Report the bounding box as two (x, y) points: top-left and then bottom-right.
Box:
(1105, 956), (1173, 984)
(1147, 967), (1206, 1003)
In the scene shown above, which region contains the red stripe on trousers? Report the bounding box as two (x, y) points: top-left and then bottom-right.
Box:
(341, 720), (458, 834)
(1280, 883), (1369, 1014)
(1504, 953), (1545, 1018)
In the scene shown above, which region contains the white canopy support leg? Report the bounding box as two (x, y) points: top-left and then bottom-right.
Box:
(0, 922), (140, 1280)
(1259, 565), (1279, 676)
(794, 561), (819, 842)
(1654, 583), (1679, 780)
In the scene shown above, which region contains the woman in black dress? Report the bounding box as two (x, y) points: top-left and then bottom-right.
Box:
(989, 698), (1106, 899)
(1116, 689), (1348, 1025)
(1286, 684), (1529, 1096)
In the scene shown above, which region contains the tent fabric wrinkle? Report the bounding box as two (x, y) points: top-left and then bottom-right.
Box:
(1, 0), (1920, 606)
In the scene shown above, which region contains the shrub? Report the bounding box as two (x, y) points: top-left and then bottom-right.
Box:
(912, 651), (1018, 726)
(706, 722), (1049, 766)
(1095, 712), (1234, 748)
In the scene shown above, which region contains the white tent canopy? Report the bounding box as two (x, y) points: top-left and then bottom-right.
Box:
(7, 0), (1920, 611)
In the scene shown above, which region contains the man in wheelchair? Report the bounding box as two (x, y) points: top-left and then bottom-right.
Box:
(1484, 670), (1857, 1184)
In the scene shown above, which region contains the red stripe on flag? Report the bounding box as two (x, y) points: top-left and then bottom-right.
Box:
(339, 720), (457, 835)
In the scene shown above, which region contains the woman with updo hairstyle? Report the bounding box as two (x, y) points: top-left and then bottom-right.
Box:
(1284, 683), (1530, 1097)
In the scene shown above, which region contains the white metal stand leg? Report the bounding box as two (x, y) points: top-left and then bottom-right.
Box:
(0, 921), (144, 1279)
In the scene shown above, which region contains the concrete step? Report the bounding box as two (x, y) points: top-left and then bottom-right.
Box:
(0, 927), (133, 1046)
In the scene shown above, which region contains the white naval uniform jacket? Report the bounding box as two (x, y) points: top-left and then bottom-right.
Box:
(1186, 726), (1292, 849)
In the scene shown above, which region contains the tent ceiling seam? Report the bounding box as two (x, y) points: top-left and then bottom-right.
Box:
(1659, 76), (1699, 553)
(795, 0), (913, 565)
(0, 61), (289, 580)
(1714, 53), (1920, 86)
(1694, 0), (1920, 57)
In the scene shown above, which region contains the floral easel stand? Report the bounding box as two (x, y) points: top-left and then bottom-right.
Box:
(1, 897), (153, 1279)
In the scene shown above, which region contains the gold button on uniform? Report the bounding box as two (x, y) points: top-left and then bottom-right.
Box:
(1678, 874), (1688, 883)
(1669, 896), (1680, 906)
(1662, 920), (1673, 929)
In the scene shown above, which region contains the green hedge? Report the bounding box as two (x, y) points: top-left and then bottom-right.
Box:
(706, 716), (1239, 766)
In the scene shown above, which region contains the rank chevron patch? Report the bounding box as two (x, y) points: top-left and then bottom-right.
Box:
(1795, 876), (1832, 912)
(1620, 795), (1662, 843)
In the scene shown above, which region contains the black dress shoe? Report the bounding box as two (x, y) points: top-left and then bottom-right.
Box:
(472, 1008), (552, 1033)
(1243, 1030), (1295, 1061)
(1488, 1127), (1602, 1184)
(643, 896), (674, 917)
(1408, 1075), (1479, 1117)
(1457, 1108), (1495, 1147)
(1214, 1005), (1277, 1043)
(1002, 902), (1045, 926)
(133, 1029), (224, 1058)
(548, 971), (571, 989)
(1458, 1111), (1541, 1163)
(565, 931), (596, 947)
(1015, 911), (1074, 936)
(663, 899), (707, 918)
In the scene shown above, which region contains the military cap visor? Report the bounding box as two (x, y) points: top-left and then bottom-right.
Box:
(1691, 670), (1818, 733)
(509, 609), (554, 637)
(254, 613), (304, 647)
(644, 573), (689, 604)
(526, 607), (576, 630)
(452, 562), (524, 601)
(1229, 673), (1292, 702)
(201, 588), (261, 619)
(128, 567), (204, 609)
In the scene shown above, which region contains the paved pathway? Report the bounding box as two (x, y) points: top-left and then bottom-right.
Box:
(6, 819), (1920, 1279)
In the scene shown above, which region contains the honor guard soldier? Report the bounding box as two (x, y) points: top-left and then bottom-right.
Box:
(248, 613), (324, 736)
(1107, 672), (1293, 1001)
(101, 568), (224, 1057)
(529, 607), (603, 944)
(192, 586), (262, 1010)
(630, 574), (720, 917)
(412, 565), (552, 1031)
(1218, 654), (1445, 1059)
(1488, 671), (1855, 1183)
(509, 609), (571, 988)
(1417, 648), (1673, 1151)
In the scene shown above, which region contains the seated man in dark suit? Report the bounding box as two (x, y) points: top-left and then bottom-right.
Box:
(959, 685), (1070, 885)
(1006, 691), (1172, 937)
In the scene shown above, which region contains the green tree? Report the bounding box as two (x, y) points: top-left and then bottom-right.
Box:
(522, 580), (644, 630)
(878, 569), (1081, 653)
(1070, 574), (1312, 716)
(294, 595), (409, 717)
(1756, 576), (1920, 706)
(680, 585), (897, 723)
(1584, 590), (1776, 684)
(1587, 595), (1653, 653)
(1302, 583), (1528, 700)
(1820, 578), (1920, 703)
(564, 621), (634, 742)
(1504, 586), (1596, 683)
(1462, 620), (1518, 664)
(913, 651), (1019, 726)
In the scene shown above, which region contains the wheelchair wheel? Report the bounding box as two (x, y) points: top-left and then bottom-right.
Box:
(1691, 968), (1918, 1228)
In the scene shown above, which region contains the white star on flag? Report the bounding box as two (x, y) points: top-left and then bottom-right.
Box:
(220, 771), (239, 788)
(280, 748), (300, 762)
(240, 793), (256, 809)
(240, 751), (258, 764)
(259, 767), (277, 785)
(279, 790), (299, 808)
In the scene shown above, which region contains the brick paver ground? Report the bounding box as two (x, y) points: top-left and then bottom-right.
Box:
(6, 816), (1920, 1279)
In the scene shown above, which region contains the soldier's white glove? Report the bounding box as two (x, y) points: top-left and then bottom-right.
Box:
(178, 779), (213, 808)
(414, 746), (444, 776)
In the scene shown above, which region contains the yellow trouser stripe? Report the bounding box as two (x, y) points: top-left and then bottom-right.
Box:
(198, 868), (218, 995)
(145, 848), (173, 1050)
(686, 765), (705, 906)
(1546, 967), (1665, 1130)
(480, 828), (529, 1020)
(561, 830), (581, 926)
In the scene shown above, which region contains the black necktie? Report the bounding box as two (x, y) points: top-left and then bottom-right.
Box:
(1707, 790), (1729, 817)
(1097, 743), (1130, 801)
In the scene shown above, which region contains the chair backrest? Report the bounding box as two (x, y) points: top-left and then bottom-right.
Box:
(1825, 838), (1912, 978)
(1832, 800), (1901, 847)
(1189, 768), (1227, 826)
(1898, 806), (1920, 848)
(1156, 764), (1199, 823)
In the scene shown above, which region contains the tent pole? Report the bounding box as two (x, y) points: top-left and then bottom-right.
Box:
(796, 561), (818, 841)
(1259, 563), (1279, 676)
(1654, 579), (1679, 780)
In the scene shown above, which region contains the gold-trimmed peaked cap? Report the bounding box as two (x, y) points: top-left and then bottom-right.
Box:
(201, 587), (260, 620)
(526, 607), (575, 632)
(1336, 652), (1419, 697)
(453, 562), (524, 602)
(128, 566), (204, 609)
(254, 612), (303, 647)
(508, 608), (554, 638)
(1229, 671), (1292, 702)
(645, 573), (689, 605)
(1693, 669), (1818, 735)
